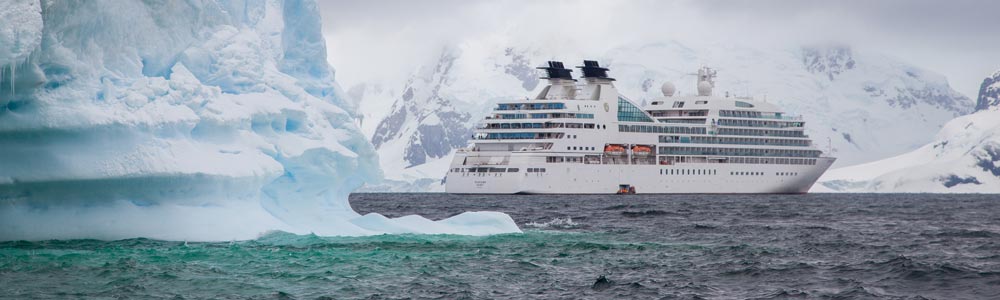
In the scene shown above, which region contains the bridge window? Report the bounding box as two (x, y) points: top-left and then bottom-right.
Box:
(618, 97), (654, 122)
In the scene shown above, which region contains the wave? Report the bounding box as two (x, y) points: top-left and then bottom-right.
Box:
(620, 210), (670, 217)
(524, 217), (581, 229)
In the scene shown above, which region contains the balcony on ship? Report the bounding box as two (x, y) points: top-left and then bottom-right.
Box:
(718, 109), (803, 121)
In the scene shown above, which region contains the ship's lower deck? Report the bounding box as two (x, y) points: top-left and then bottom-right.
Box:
(445, 153), (835, 194)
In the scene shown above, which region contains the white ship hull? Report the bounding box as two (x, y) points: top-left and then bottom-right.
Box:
(446, 62), (836, 194)
(446, 153), (834, 194)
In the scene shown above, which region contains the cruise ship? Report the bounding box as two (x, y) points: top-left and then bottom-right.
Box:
(446, 60), (835, 194)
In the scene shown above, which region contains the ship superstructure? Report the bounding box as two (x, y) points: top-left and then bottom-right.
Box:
(446, 61), (835, 194)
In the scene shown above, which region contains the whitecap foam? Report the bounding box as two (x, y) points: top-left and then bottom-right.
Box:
(525, 217), (581, 229)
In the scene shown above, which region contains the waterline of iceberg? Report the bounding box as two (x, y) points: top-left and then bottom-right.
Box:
(0, 0), (519, 241)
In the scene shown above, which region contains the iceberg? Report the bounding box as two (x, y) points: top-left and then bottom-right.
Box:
(0, 0), (519, 241)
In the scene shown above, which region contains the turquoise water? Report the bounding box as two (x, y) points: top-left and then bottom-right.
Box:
(2, 232), (669, 299)
(3, 193), (1000, 299)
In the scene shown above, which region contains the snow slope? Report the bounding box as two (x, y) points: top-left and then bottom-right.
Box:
(818, 70), (1000, 193)
(0, 0), (518, 241)
(354, 41), (972, 191)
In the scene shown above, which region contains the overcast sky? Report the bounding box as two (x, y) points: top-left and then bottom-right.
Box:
(319, 0), (1000, 98)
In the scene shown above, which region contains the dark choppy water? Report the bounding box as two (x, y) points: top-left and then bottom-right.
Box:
(3, 194), (1000, 299)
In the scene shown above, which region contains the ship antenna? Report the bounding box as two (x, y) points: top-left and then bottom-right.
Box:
(688, 66), (718, 96)
(827, 137), (833, 156)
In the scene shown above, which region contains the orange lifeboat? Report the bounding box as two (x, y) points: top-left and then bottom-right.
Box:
(632, 145), (653, 156)
(604, 145), (626, 156)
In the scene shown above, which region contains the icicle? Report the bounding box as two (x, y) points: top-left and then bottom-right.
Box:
(10, 63), (15, 96)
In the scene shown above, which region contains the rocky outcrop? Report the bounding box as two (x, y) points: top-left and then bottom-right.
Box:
(803, 46), (856, 81)
(975, 71), (1000, 111)
(371, 49), (471, 167)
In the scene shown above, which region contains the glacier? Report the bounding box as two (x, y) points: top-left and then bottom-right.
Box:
(818, 70), (1000, 193)
(0, 0), (519, 241)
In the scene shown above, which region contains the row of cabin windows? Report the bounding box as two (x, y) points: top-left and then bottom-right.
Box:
(718, 110), (784, 119)
(494, 113), (594, 120)
(567, 146), (595, 151)
(660, 169), (717, 176)
(452, 167), (548, 173)
(547, 156), (585, 163)
(485, 123), (607, 130)
(481, 132), (540, 140)
(545, 156), (603, 164)
(728, 171), (798, 176)
(496, 103), (565, 110)
(619, 125), (707, 134)
(658, 169), (799, 176)
(717, 128), (807, 138)
(455, 167), (519, 173)
(478, 132), (569, 139)
(659, 135), (811, 147)
(476, 132), (593, 140)
(716, 119), (804, 128)
(658, 119), (706, 124)
(660, 155), (818, 165)
(659, 146), (822, 158)
(649, 109), (709, 117)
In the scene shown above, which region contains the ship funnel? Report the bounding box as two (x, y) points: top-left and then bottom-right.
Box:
(578, 60), (615, 81)
(538, 61), (574, 81)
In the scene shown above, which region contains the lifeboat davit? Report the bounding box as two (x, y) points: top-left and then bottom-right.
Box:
(604, 145), (626, 156)
(632, 145), (653, 156)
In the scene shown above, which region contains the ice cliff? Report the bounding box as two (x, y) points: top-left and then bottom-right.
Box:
(0, 0), (519, 241)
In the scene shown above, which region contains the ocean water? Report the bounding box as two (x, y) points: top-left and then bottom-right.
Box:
(2, 194), (1000, 299)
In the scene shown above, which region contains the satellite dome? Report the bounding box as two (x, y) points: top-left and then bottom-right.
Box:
(661, 82), (676, 97)
(697, 81), (712, 96)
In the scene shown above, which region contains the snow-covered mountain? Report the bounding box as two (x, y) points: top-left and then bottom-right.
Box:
(818, 69), (1000, 193)
(371, 49), (471, 174)
(354, 41), (973, 192)
(355, 46), (541, 191)
(0, 0), (518, 240)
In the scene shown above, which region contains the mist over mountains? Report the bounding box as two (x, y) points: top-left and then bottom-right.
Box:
(349, 40), (974, 191)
